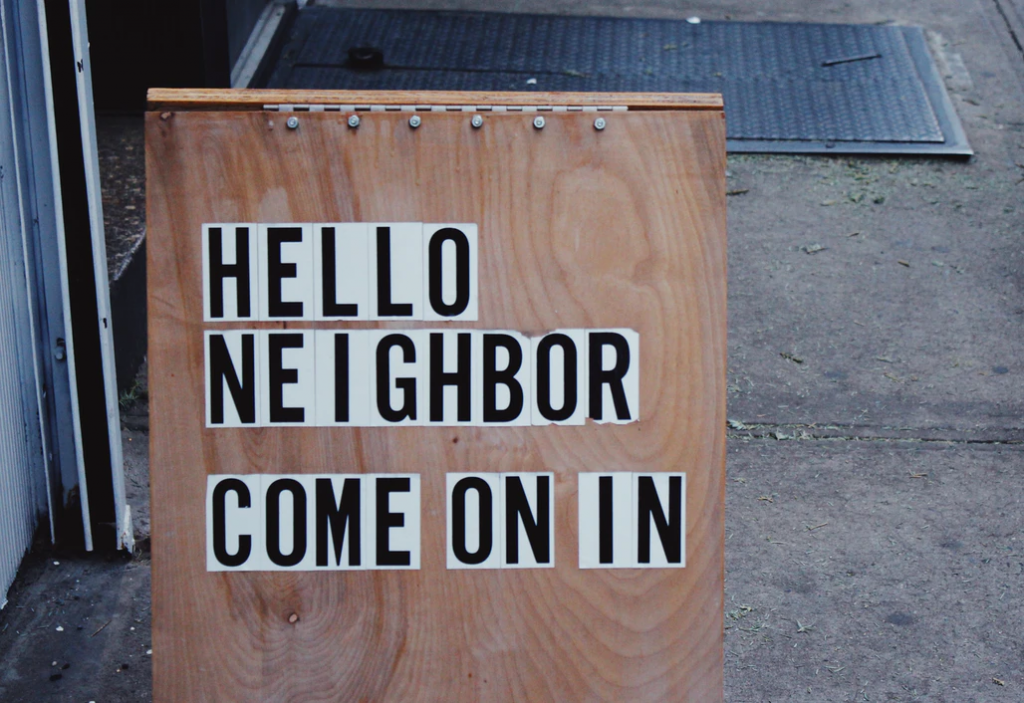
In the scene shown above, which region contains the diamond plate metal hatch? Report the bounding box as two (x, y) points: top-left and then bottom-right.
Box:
(261, 8), (971, 156)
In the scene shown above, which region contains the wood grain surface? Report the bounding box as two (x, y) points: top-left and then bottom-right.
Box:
(147, 87), (723, 111)
(147, 103), (726, 702)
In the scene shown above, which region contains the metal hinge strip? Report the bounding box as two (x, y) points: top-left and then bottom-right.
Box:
(264, 104), (629, 113)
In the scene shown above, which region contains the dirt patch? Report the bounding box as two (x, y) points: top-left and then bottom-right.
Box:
(97, 115), (145, 280)
(0, 542), (151, 703)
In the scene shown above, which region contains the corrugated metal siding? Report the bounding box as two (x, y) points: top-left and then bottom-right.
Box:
(0, 291), (37, 606)
(0, 0), (48, 604)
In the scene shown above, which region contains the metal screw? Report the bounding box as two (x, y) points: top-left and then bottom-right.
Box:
(286, 116), (299, 130)
(347, 114), (360, 128)
(594, 117), (606, 131)
(409, 115), (421, 129)
(533, 116), (545, 129)
(471, 115), (483, 129)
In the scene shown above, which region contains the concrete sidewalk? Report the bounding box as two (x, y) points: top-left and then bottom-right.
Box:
(720, 2), (1024, 698)
(2, 0), (1023, 700)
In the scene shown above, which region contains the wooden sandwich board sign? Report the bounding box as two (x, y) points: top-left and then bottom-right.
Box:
(147, 88), (726, 702)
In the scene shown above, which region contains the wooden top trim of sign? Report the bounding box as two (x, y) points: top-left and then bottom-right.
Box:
(147, 88), (723, 111)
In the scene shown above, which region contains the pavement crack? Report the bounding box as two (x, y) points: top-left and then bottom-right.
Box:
(726, 421), (1024, 445)
(992, 0), (1024, 60)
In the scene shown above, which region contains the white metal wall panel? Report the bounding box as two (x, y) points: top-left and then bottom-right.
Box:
(68, 0), (125, 550)
(20, 0), (79, 529)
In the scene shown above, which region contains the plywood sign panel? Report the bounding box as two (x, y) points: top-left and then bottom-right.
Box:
(147, 93), (726, 702)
